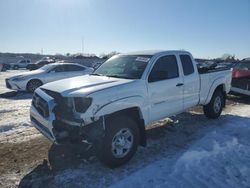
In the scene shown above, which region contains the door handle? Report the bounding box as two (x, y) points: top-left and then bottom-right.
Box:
(176, 83), (184, 87)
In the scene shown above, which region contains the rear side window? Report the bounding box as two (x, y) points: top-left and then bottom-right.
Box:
(53, 65), (65, 72)
(180, 55), (194, 75)
(148, 55), (179, 82)
(66, 65), (86, 71)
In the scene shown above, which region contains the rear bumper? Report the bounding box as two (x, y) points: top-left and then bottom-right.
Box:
(231, 87), (250, 96)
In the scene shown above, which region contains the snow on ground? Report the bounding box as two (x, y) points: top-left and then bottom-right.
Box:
(0, 70), (40, 143)
(111, 105), (250, 188)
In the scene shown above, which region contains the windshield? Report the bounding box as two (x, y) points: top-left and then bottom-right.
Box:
(93, 55), (152, 79)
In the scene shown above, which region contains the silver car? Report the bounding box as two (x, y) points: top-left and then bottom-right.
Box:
(6, 62), (94, 92)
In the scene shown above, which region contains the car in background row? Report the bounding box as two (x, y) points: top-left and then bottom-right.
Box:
(11, 59), (31, 69)
(0, 63), (11, 71)
(6, 62), (94, 92)
(41, 56), (53, 61)
(27, 59), (55, 71)
(231, 59), (250, 96)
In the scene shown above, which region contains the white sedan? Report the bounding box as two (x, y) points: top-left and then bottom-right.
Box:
(5, 63), (94, 92)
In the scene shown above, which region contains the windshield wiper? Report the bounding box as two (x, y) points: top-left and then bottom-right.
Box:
(91, 73), (136, 79)
(90, 73), (104, 76)
(106, 75), (135, 79)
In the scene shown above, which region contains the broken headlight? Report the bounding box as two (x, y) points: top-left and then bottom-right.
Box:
(74, 97), (92, 113)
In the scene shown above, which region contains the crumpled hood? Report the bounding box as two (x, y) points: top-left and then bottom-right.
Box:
(40, 75), (135, 97)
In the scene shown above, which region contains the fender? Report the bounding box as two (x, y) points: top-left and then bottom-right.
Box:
(204, 76), (225, 105)
(93, 95), (148, 123)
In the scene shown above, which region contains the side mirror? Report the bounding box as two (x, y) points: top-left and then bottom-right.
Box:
(148, 71), (168, 82)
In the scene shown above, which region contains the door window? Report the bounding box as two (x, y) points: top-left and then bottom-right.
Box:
(148, 55), (179, 82)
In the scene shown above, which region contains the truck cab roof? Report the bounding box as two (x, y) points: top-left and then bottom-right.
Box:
(123, 50), (191, 56)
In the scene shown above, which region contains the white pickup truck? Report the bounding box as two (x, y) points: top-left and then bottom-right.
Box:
(30, 50), (232, 167)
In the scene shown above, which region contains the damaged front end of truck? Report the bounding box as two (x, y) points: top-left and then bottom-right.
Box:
(30, 88), (105, 145)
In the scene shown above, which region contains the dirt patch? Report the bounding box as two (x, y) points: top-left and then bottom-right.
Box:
(0, 136), (50, 187)
(0, 136), (50, 175)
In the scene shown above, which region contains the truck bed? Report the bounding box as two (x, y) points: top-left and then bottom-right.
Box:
(199, 68), (232, 105)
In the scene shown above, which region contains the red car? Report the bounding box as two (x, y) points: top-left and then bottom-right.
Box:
(231, 59), (250, 96)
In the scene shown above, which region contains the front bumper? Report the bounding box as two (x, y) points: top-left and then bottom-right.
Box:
(30, 88), (57, 143)
(30, 88), (105, 144)
(5, 79), (26, 91)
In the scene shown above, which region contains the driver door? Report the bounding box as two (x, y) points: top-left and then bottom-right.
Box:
(148, 55), (184, 123)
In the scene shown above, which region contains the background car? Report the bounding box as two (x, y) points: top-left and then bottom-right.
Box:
(0, 63), (11, 71)
(11, 59), (31, 69)
(231, 59), (250, 96)
(26, 59), (55, 70)
(6, 62), (94, 92)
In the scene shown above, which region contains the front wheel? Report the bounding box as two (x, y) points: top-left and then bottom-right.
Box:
(26, 79), (43, 92)
(97, 116), (139, 168)
(203, 89), (224, 119)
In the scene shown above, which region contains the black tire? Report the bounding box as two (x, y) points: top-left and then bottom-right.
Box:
(26, 79), (43, 92)
(203, 89), (224, 119)
(13, 65), (19, 70)
(97, 116), (139, 168)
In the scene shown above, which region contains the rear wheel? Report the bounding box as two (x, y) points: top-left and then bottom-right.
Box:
(97, 116), (139, 168)
(203, 89), (224, 119)
(27, 79), (43, 92)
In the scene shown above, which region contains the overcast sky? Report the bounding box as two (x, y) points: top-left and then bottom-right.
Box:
(0, 0), (249, 58)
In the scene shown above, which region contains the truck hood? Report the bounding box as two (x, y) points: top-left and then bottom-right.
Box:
(40, 75), (135, 97)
